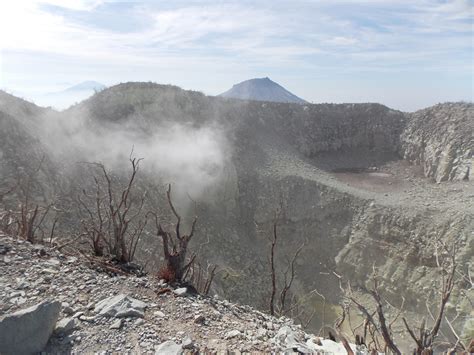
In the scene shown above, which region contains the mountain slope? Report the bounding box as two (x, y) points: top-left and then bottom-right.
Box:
(0, 234), (359, 354)
(219, 77), (307, 103)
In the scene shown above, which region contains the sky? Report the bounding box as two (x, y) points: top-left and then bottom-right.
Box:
(0, 0), (472, 111)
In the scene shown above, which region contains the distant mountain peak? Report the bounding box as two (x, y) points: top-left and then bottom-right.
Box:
(64, 81), (106, 92)
(219, 77), (306, 104)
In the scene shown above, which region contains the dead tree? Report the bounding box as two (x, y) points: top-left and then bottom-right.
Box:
(77, 175), (108, 256)
(151, 184), (197, 282)
(17, 201), (53, 243)
(402, 243), (457, 355)
(7, 157), (55, 243)
(335, 305), (355, 355)
(0, 182), (17, 235)
(267, 208), (306, 318)
(78, 157), (147, 263)
(184, 261), (218, 295)
(340, 242), (460, 355)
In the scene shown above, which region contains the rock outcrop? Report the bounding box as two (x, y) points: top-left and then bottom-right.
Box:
(0, 299), (61, 355)
(94, 294), (147, 318)
(401, 102), (473, 182)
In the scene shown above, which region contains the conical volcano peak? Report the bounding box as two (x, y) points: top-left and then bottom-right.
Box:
(220, 77), (306, 103)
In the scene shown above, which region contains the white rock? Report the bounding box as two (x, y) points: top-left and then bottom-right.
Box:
(311, 339), (359, 354)
(154, 310), (165, 318)
(173, 288), (188, 297)
(94, 294), (147, 318)
(273, 325), (311, 353)
(155, 340), (183, 355)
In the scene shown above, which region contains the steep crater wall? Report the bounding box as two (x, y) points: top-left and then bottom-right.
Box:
(1, 85), (472, 344)
(401, 102), (473, 182)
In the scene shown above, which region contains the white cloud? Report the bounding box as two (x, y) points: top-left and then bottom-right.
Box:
(325, 36), (359, 46)
(0, 0), (471, 111)
(38, 0), (106, 11)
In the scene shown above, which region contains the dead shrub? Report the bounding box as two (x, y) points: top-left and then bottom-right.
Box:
(158, 265), (176, 283)
(77, 156), (147, 263)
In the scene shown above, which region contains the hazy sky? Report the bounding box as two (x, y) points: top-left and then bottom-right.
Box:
(0, 0), (472, 111)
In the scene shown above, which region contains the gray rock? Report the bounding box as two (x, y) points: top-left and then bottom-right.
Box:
(55, 317), (76, 334)
(155, 340), (182, 355)
(154, 310), (165, 318)
(109, 319), (122, 329)
(94, 294), (147, 318)
(273, 326), (312, 353)
(72, 311), (84, 318)
(255, 328), (267, 339)
(0, 299), (61, 355)
(225, 329), (241, 339)
(62, 305), (74, 315)
(181, 335), (194, 349)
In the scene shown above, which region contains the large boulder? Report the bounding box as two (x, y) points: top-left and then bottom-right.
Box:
(0, 300), (61, 355)
(94, 294), (147, 318)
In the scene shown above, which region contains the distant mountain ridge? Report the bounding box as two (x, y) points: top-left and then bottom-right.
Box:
(219, 77), (307, 103)
(34, 81), (107, 110)
(62, 81), (106, 92)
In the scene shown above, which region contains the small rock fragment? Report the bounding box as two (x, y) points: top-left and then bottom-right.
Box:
(109, 319), (122, 330)
(154, 310), (165, 318)
(55, 317), (76, 334)
(181, 335), (194, 349)
(225, 330), (241, 339)
(173, 288), (188, 297)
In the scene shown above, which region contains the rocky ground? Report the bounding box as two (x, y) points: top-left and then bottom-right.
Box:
(0, 233), (363, 354)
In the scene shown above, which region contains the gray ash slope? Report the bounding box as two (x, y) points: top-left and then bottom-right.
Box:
(0, 83), (472, 349)
(219, 77), (307, 103)
(0, 234), (356, 354)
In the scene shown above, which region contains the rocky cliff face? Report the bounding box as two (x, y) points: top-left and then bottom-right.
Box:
(401, 102), (473, 182)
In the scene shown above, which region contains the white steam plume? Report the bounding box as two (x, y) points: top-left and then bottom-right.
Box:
(37, 108), (230, 206)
